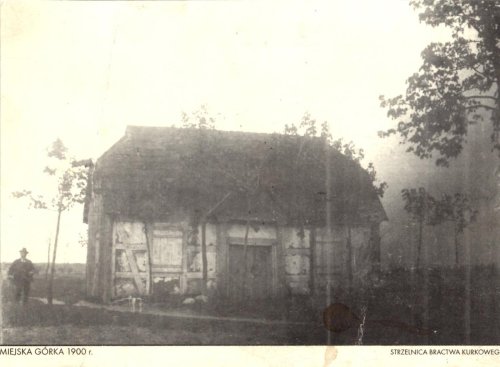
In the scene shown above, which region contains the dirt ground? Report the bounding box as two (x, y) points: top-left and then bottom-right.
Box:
(0, 299), (328, 345)
(1, 265), (499, 345)
(1, 325), (265, 345)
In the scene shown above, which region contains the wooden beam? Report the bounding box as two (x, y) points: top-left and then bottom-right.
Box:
(125, 248), (145, 294)
(227, 237), (276, 246)
(115, 243), (147, 251)
(274, 224), (284, 298)
(102, 214), (113, 303)
(110, 222), (116, 299)
(185, 272), (216, 279)
(202, 192), (233, 221)
(309, 227), (316, 296)
(181, 223), (188, 294)
(200, 192), (232, 295)
(143, 222), (152, 295)
(115, 272), (148, 278)
(151, 265), (182, 272)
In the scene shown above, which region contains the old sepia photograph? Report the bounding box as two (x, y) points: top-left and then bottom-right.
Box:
(1, 0), (499, 350)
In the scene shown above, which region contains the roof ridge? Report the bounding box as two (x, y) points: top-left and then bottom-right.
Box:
(124, 125), (324, 141)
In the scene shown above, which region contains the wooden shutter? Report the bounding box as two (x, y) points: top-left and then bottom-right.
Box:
(151, 228), (183, 272)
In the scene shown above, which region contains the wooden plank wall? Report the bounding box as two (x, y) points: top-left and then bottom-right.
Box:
(99, 213), (114, 303)
(85, 192), (103, 298)
(87, 211), (379, 303)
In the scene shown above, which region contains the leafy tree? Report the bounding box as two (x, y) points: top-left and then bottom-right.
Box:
(435, 193), (478, 265)
(401, 188), (478, 344)
(378, 1), (496, 343)
(379, 0), (500, 166)
(402, 188), (478, 267)
(180, 105), (217, 130)
(401, 188), (440, 268)
(12, 139), (89, 305)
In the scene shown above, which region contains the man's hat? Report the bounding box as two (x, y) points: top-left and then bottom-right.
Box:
(19, 248), (28, 254)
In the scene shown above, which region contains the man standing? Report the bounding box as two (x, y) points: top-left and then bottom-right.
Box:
(8, 248), (36, 304)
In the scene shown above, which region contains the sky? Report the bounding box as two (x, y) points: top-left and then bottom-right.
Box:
(1, 0), (453, 263)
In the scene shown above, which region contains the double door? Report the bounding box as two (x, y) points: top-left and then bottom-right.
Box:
(228, 244), (273, 301)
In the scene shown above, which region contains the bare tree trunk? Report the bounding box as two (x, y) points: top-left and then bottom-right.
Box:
(464, 228), (471, 344)
(47, 207), (62, 306)
(143, 222), (152, 295)
(242, 195), (251, 301)
(454, 228), (459, 267)
(422, 198), (429, 343)
(462, 131), (472, 344)
(45, 238), (51, 281)
(199, 192), (232, 296)
(309, 228), (316, 296)
(325, 138), (332, 345)
(201, 222), (208, 295)
(346, 226), (353, 292)
(416, 218), (423, 269)
(409, 218), (417, 343)
(422, 233), (430, 344)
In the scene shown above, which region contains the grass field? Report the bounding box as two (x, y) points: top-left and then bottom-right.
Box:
(1, 265), (499, 345)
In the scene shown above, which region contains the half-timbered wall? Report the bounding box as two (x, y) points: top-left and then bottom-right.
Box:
(91, 215), (376, 301)
(282, 228), (310, 295)
(184, 223), (217, 295)
(112, 221), (150, 297)
(109, 219), (217, 298)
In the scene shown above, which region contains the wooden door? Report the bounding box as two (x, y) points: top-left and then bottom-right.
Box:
(228, 245), (272, 301)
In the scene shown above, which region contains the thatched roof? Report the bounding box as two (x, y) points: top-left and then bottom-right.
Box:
(84, 126), (387, 225)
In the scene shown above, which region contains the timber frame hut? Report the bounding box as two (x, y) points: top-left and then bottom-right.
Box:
(83, 126), (387, 303)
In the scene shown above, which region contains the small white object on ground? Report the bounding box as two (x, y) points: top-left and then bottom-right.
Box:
(31, 297), (65, 305)
(182, 298), (196, 305)
(195, 295), (208, 303)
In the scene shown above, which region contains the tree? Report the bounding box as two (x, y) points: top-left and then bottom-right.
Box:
(401, 188), (478, 267)
(12, 139), (89, 305)
(401, 188), (440, 269)
(378, 1), (497, 343)
(45, 237), (51, 281)
(379, 0), (500, 166)
(435, 193), (478, 265)
(180, 105), (218, 130)
(401, 187), (443, 343)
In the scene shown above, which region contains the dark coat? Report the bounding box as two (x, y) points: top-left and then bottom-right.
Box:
(8, 259), (35, 283)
